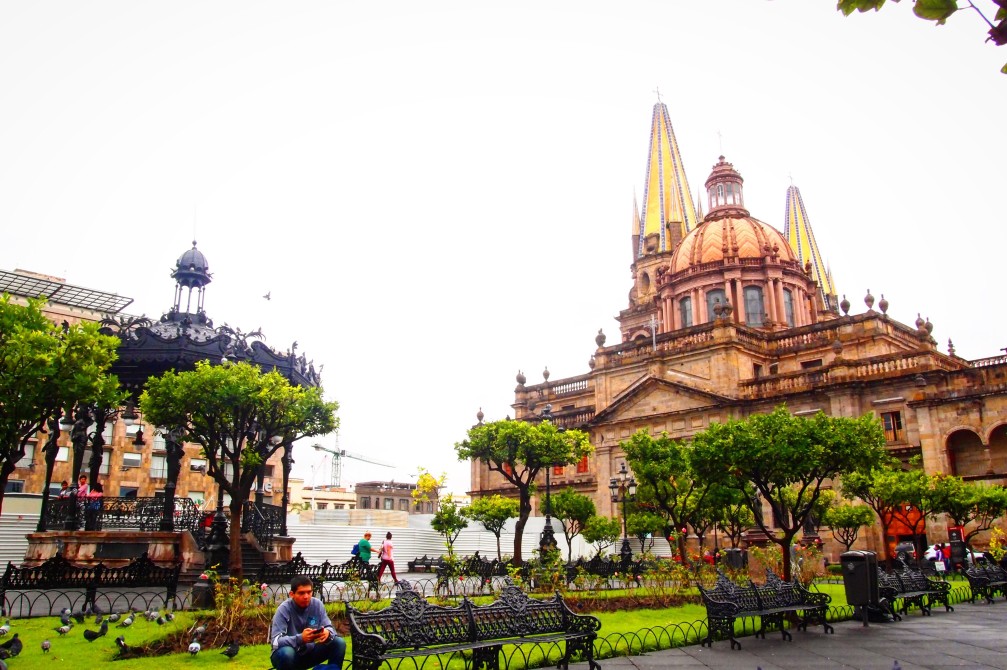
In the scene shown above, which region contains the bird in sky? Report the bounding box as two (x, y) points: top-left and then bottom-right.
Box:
(221, 639), (240, 659)
(41, 639), (51, 654)
(83, 620), (108, 642)
(188, 639), (201, 656)
(263, 291), (271, 300)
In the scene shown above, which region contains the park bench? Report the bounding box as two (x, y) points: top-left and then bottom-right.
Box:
(699, 568), (833, 650)
(564, 555), (646, 586)
(406, 555), (444, 573)
(887, 561), (954, 615)
(0, 552), (180, 616)
(257, 553), (379, 599)
(964, 562), (1007, 604)
(349, 581), (602, 670)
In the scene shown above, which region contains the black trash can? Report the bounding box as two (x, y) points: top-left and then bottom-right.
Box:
(724, 548), (744, 569)
(841, 550), (879, 626)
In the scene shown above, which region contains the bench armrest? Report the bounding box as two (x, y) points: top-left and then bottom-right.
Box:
(698, 588), (742, 618)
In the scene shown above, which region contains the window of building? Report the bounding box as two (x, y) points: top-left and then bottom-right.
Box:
(221, 492), (231, 506)
(399, 499), (409, 511)
(121, 452), (142, 469)
(744, 286), (764, 326)
(502, 463), (513, 476)
(426, 502), (434, 513)
(800, 359), (823, 369)
(119, 486), (138, 498)
(153, 489), (166, 499)
(5, 480), (24, 493)
(56, 446), (69, 462)
(190, 458), (207, 472)
(361, 497), (371, 509)
(262, 464), (275, 478)
(101, 421), (113, 443)
(769, 363), (779, 375)
(576, 455), (589, 474)
(317, 502), (328, 510)
(47, 481), (64, 496)
(151, 454), (167, 479)
(188, 491), (204, 505)
(754, 364), (763, 378)
(383, 498), (394, 510)
(552, 464), (564, 476)
(783, 289), (795, 327)
(152, 432), (166, 452)
(222, 462), (234, 480)
(679, 297), (693, 327)
(99, 448), (112, 475)
(16, 441), (35, 468)
(706, 290), (726, 322)
(882, 411), (904, 443)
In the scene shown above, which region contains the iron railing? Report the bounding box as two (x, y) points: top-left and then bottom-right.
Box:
(41, 496), (209, 546)
(241, 501), (283, 549)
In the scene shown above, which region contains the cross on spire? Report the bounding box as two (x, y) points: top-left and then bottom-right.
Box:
(653, 87), (662, 103)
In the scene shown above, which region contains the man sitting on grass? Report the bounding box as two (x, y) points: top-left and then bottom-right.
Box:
(270, 575), (346, 670)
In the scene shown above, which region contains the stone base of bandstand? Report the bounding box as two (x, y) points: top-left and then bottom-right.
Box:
(22, 530), (206, 574)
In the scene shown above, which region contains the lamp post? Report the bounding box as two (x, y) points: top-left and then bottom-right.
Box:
(609, 461), (637, 566)
(36, 413), (63, 532)
(280, 443), (293, 536)
(538, 405), (558, 555)
(159, 427), (185, 531)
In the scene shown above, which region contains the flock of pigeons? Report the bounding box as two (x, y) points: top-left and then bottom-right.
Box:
(0, 606), (242, 666)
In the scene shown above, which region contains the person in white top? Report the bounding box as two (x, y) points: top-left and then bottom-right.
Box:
(377, 532), (399, 584)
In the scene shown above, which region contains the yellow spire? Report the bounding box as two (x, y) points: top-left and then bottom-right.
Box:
(631, 190), (642, 261)
(784, 184), (837, 310)
(695, 188), (705, 222)
(638, 102), (698, 256)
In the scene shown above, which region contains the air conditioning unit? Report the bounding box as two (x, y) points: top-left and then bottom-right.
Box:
(263, 481), (274, 493)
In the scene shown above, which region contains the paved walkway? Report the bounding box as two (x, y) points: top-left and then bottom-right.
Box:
(573, 603), (1007, 670)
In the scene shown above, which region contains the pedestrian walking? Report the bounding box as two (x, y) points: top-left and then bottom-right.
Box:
(377, 532), (399, 584)
(356, 532), (373, 564)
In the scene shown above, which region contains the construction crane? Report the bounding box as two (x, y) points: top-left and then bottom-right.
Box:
(312, 441), (393, 487)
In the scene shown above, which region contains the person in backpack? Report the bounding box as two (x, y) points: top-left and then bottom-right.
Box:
(356, 531), (373, 564)
(377, 532), (399, 584)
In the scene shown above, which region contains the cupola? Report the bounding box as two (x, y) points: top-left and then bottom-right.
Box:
(704, 156), (749, 220)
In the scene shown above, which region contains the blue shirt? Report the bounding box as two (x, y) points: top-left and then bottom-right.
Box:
(269, 597), (335, 651)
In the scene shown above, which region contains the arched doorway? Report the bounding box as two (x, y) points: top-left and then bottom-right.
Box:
(986, 424), (1007, 475)
(946, 429), (987, 477)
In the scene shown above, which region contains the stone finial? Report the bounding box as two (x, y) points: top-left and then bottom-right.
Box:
(878, 294), (889, 316)
(915, 313), (926, 330)
(840, 294), (850, 316)
(864, 289), (875, 311)
(722, 299), (734, 317)
(516, 370), (526, 386)
(588, 355), (596, 370)
(712, 300), (724, 318)
(832, 338), (843, 356)
(924, 317), (933, 335)
(595, 329), (607, 347)
(543, 366), (550, 382)
(476, 408), (484, 424)
(948, 339), (956, 357)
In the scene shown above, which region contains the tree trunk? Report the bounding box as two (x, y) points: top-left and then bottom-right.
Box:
(676, 534), (689, 565)
(229, 498), (244, 578)
(496, 533), (502, 562)
(513, 493), (531, 565)
(779, 533), (797, 581)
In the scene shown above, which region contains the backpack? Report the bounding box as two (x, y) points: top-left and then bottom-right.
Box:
(350, 542), (360, 557)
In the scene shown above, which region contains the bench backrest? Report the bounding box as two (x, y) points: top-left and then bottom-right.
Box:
(467, 586), (568, 640)
(350, 591), (472, 650)
(756, 570), (804, 609)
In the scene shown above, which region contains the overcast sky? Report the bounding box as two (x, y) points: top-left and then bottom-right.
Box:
(2, 1), (1005, 493)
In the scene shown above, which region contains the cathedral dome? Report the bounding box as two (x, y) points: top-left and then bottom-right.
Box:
(670, 215), (796, 274)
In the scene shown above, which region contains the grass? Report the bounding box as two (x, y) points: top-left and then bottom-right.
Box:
(0, 582), (856, 669)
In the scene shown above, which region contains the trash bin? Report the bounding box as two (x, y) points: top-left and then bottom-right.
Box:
(841, 550), (879, 627)
(724, 548), (744, 569)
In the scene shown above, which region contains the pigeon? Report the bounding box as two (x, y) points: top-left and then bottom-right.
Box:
(115, 635), (128, 655)
(156, 614), (166, 626)
(188, 639), (201, 655)
(83, 620), (108, 641)
(0, 620), (9, 636)
(107, 612), (121, 623)
(165, 611), (175, 622)
(41, 639), (51, 654)
(60, 608), (71, 616)
(73, 611), (86, 624)
(146, 610), (158, 622)
(0, 650), (8, 661)
(94, 614), (104, 625)
(221, 639), (239, 659)
(0, 634), (21, 657)
(117, 613), (134, 628)
(263, 291), (271, 300)
(60, 611), (71, 626)
(55, 624), (72, 636)
(0, 656), (6, 670)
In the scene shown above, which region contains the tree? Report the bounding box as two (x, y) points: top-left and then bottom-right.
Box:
(691, 406), (886, 580)
(141, 360), (337, 577)
(841, 462), (903, 558)
(549, 487), (596, 562)
(881, 466), (942, 557)
(825, 503), (876, 552)
(622, 429), (721, 565)
(455, 419), (592, 564)
(719, 495), (755, 548)
(931, 474), (1007, 546)
(582, 515), (621, 558)
(464, 495), (519, 561)
(0, 296), (122, 515)
(626, 508), (665, 554)
(835, 0), (1007, 73)
(432, 499), (469, 554)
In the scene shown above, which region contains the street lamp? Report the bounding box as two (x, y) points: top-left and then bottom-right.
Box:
(609, 461), (637, 566)
(539, 405), (558, 555)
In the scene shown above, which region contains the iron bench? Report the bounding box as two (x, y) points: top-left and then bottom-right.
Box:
(889, 561), (954, 615)
(699, 568), (833, 650)
(964, 562), (1007, 604)
(257, 553), (379, 600)
(349, 582), (601, 670)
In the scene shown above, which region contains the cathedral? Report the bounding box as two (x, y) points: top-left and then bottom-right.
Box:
(469, 102), (1007, 558)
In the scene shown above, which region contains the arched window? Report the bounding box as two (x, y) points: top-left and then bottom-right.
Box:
(680, 297), (693, 328)
(706, 289), (726, 322)
(744, 286), (764, 326)
(783, 289), (795, 327)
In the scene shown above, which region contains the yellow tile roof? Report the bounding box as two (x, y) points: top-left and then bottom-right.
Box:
(637, 103), (698, 255)
(783, 185), (836, 306)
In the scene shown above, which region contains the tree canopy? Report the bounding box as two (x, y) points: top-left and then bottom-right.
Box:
(0, 296), (121, 514)
(549, 487), (596, 562)
(582, 515), (621, 558)
(455, 418), (592, 564)
(141, 360), (338, 576)
(691, 406), (886, 579)
(930, 474), (1007, 545)
(824, 502), (876, 552)
(464, 494), (519, 561)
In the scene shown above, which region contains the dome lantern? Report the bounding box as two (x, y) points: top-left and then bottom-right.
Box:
(704, 156), (749, 220)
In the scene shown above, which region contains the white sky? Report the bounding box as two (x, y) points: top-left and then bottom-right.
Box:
(2, 1), (1005, 494)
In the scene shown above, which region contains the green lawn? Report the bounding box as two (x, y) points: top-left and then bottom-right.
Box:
(0, 584), (860, 669)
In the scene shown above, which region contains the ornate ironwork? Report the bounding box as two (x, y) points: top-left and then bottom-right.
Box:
(241, 501), (283, 550)
(963, 561), (1007, 604)
(41, 496), (209, 546)
(891, 561), (955, 613)
(258, 553), (379, 599)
